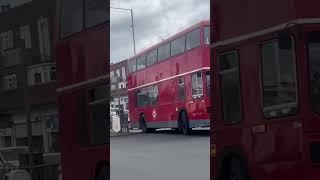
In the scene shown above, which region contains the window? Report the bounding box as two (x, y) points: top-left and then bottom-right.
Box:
(206, 72), (210, 96)
(116, 69), (120, 77)
(137, 88), (148, 107)
(178, 78), (186, 100)
(128, 59), (137, 73)
(0, 31), (13, 50)
(137, 55), (146, 70)
(110, 71), (114, 78)
(2, 74), (17, 91)
(50, 67), (56, 81)
(28, 64), (56, 85)
(20, 25), (32, 48)
(192, 72), (203, 97)
(308, 32), (320, 113)
(260, 39), (297, 118)
(219, 51), (242, 124)
(85, 0), (108, 28)
(122, 67), (126, 80)
(147, 49), (157, 66)
(148, 85), (159, 106)
(186, 28), (200, 50)
(38, 17), (50, 60)
(60, 0), (83, 38)
(158, 43), (170, 61)
(204, 26), (210, 45)
(171, 36), (185, 56)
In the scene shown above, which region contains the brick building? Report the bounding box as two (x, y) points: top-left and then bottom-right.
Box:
(110, 60), (128, 111)
(0, 0), (58, 153)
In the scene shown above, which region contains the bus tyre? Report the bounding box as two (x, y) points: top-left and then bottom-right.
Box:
(226, 158), (248, 180)
(140, 115), (153, 133)
(95, 164), (109, 180)
(180, 111), (191, 135)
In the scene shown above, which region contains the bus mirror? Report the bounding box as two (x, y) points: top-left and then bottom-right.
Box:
(278, 31), (292, 50)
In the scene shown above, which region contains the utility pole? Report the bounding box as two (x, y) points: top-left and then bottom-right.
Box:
(23, 66), (33, 174)
(110, 7), (137, 55)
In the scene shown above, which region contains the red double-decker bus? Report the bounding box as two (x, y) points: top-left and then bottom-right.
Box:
(54, 0), (109, 179)
(128, 21), (210, 135)
(210, 0), (320, 180)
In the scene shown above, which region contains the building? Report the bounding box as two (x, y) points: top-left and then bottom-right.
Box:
(0, 0), (58, 153)
(110, 60), (128, 111)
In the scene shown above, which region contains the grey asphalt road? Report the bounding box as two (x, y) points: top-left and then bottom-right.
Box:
(111, 129), (210, 180)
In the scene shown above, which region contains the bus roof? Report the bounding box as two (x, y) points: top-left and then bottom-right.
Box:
(128, 20), (209, 62)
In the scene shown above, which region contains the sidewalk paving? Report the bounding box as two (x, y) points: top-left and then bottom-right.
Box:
(110, 129), (142, 137)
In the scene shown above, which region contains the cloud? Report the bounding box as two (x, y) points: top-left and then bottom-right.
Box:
(110, 0), (209, 63)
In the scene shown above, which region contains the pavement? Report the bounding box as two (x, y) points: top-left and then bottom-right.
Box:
(110, 129), (142, 137)
(110, 128), (210, 180)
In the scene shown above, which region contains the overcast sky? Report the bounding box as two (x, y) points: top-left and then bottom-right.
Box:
(110, 0), (210, 63)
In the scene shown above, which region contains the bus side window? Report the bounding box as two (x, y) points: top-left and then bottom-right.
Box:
(260, 39), (298, 118)
(186, 28), (200, 50)
(308, 32), (320, 114)
(137, 55), (146, 70)
(85, 0), (109, 28)
(60, 0), (83, 38)
(219, 51), (242, 124)
(204, 26), (210, 45)
(192, 72), (204, 98)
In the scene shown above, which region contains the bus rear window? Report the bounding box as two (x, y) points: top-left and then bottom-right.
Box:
(308, 32), (320, 113)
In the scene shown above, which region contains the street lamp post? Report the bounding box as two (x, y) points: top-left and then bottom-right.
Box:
(110, 7), (136, 55)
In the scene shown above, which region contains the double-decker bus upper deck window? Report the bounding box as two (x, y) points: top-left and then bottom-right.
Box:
(260, 39), (298, 118)
(192, 72), (203, 98)
(204, 26), (210, 45)
(147, 49), (158, 66)
(206, 71), (210, 96)
(137, 55), (146, 70)
(308, 32), (320, 113)
(60, 0), (83, 38)
(85, 0), (108, 28)
(128, 59), (137, 73)
(137, 88), (148, 107)
(186, 28), (200, 50)
(178, 77), (186, 100)
(171, 36), (185, 56)
(219, 51), (241, 124)
(158, 43), (170, 61)
(148, 85), (159, 106)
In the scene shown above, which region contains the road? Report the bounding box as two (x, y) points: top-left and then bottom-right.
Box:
(111, 129), (210, 180)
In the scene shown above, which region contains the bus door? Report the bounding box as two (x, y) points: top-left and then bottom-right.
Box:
(252, 34), (302, 176)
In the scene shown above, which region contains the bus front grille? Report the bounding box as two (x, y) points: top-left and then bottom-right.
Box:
(310, 142), (320, 164)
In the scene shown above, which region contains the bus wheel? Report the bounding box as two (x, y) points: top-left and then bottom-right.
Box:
(226, 158), (248, 180)
(140, 115), (148, 133)
(180, 111), (191, 135)
(96, 164), (109, 180)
